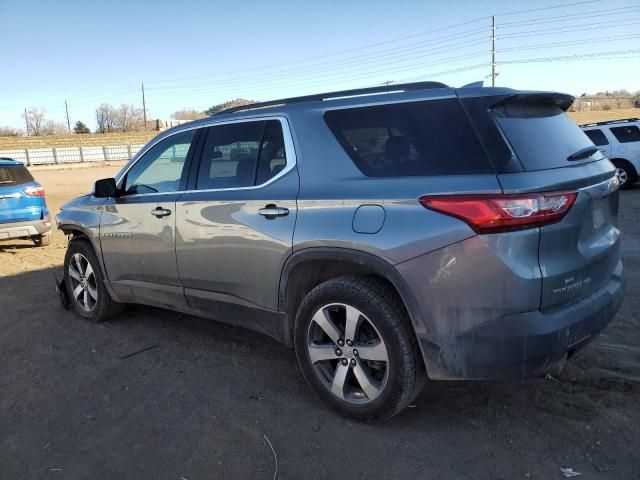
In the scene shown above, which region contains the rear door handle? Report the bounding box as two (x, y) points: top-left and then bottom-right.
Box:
(151, 207), (172, 218)
(258, 204), (289, 219)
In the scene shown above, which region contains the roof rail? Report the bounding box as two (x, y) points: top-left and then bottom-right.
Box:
(580, 117), (640, 127)
(214, 81), (449, 115)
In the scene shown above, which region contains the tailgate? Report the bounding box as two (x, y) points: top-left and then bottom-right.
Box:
(491, 95), (621, 311)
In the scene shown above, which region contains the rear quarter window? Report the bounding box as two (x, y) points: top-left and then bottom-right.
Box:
(610, 125), (640, 143)
(584, 129), (609, 146)
(493, 102), (602, 171)
(0, 165), (34, 186)
(324, 99), (493, 177)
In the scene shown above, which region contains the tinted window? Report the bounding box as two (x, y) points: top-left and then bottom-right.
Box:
(125, 129), (195, 194)
(324, 99), (493, 177)
(493, 103), (601, 171)
(610, 125), (640, 143)
(0, 165), (34, 186)
(584, 129), (609, 146)
(196, 120), (286, 189)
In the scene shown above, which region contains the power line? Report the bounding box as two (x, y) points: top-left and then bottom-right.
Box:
(493, 0), (601, 17)
(499, 34), (640, 52)
(147, 28), (490, 90)
(499, 17), (640, 38)
(500, 4), (640, 26)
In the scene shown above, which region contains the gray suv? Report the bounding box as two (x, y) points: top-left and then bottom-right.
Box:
(57, 82), (624, 421)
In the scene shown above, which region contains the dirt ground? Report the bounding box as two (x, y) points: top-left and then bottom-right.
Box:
(1, 165), (639, 479)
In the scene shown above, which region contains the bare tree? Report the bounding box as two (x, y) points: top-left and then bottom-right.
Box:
(95, 103), (118, 133)
(171, 108), (206, 120)
(41, 121), (69, 135)
(116, 104), (144, 132)
(22, 108), (46, 136)
(0, 126), (23, 137)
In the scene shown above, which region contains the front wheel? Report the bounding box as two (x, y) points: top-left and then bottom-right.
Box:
(294, 275), (423, 422)
(64, 239), (124, 322)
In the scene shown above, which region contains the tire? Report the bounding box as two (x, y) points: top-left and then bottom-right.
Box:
(64, 239), (125, 322)
(612, 159), (638, 189)
(32, 234), (51, 247)
(294, 275), (424, 422)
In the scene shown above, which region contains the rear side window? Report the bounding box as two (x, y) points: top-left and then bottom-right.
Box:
(610, 125), (640, 143)
(493, 103), (601, 171)
(196, 120), (287, 189)
(0, 165), (34, 186)
(584, 129), (609, 146)
(324, 99), (493, 177)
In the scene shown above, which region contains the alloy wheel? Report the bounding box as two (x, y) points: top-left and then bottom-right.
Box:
(306, 303), (389, 404)
(67, 253), (98, 312)
(616, 167), (628, 186)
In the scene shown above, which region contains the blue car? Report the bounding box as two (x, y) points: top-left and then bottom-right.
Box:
(0, 158), (51, 246)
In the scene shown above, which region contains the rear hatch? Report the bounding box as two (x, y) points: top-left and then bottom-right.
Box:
(489, 94), (620, 311)
(0, 164), (44, 223)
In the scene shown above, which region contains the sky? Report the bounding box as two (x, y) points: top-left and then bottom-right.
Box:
(1, 0), (639, 131)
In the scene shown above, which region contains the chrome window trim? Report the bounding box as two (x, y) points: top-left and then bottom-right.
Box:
(115, 116), (297, 197)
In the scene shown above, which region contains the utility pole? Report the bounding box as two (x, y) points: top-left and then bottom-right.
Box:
(141, 82), (147, 129)
(491, 15), (496, 87)
(24, 108), (29, 136)
(65, 100), (71, 133)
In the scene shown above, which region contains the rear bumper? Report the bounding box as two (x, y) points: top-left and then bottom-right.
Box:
(0, 218), (51, 240)
(420, 260), (624, 380)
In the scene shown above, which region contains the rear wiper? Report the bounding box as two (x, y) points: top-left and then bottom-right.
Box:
(567, 146), (598, 161)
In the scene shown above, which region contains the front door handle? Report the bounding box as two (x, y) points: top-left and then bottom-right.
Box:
(151, 207), (172, 218)
(258, 204), (289, 219)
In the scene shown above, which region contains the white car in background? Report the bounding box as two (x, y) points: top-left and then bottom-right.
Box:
(581, 118), (640, 189)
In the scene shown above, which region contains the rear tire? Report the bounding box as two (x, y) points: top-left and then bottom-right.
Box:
(612, 159), (638, 189)
(64, 239), (124, 322)
(32, 234), (51, 247)
(294, 275), (423, 422)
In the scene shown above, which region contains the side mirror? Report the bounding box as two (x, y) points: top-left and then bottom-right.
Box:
(94, 178), (118, 198)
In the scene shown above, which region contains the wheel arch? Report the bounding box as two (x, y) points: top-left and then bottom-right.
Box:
(278, 248), (426, 350)
(59, 223), (122, 302)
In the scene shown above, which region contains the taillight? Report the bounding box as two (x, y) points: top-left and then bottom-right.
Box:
(419, 192), (577, 233)
(24, 186), (45, 197)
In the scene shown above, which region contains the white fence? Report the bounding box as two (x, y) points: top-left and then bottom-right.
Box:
(0, 144), (145, 166)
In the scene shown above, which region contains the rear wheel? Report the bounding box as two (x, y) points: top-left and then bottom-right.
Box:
(64, 240), (124, 322)
(612, 160), (638, 189)
(32, 234), (51, 247)
(294, 275), (423, 421)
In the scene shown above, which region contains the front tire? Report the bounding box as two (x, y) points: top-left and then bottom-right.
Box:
(64, 239), (124, 322)
(294, 275), (423, 422)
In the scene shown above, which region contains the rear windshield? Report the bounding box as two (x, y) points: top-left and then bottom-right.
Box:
(0, 165), (34, 186)
(493, 103), (600, 171)
(324, 99), (493, 177)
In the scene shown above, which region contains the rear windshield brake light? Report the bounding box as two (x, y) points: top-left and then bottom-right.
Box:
(419, 192), (577, 233)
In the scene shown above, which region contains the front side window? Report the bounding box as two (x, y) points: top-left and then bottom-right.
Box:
(124, 129), (196, 194)
(584, 129), (609, 146)
(196, 120), (287, 190)
(610, 125), (640, 144)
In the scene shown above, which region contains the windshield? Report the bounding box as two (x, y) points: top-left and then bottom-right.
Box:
(492, 102), (603, 171)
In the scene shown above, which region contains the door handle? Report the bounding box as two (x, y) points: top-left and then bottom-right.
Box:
(258, 204), (289, 219)
(151, 207), (172, 218)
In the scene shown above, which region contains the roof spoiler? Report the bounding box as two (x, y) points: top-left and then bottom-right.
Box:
(491, 92), (575, 111)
